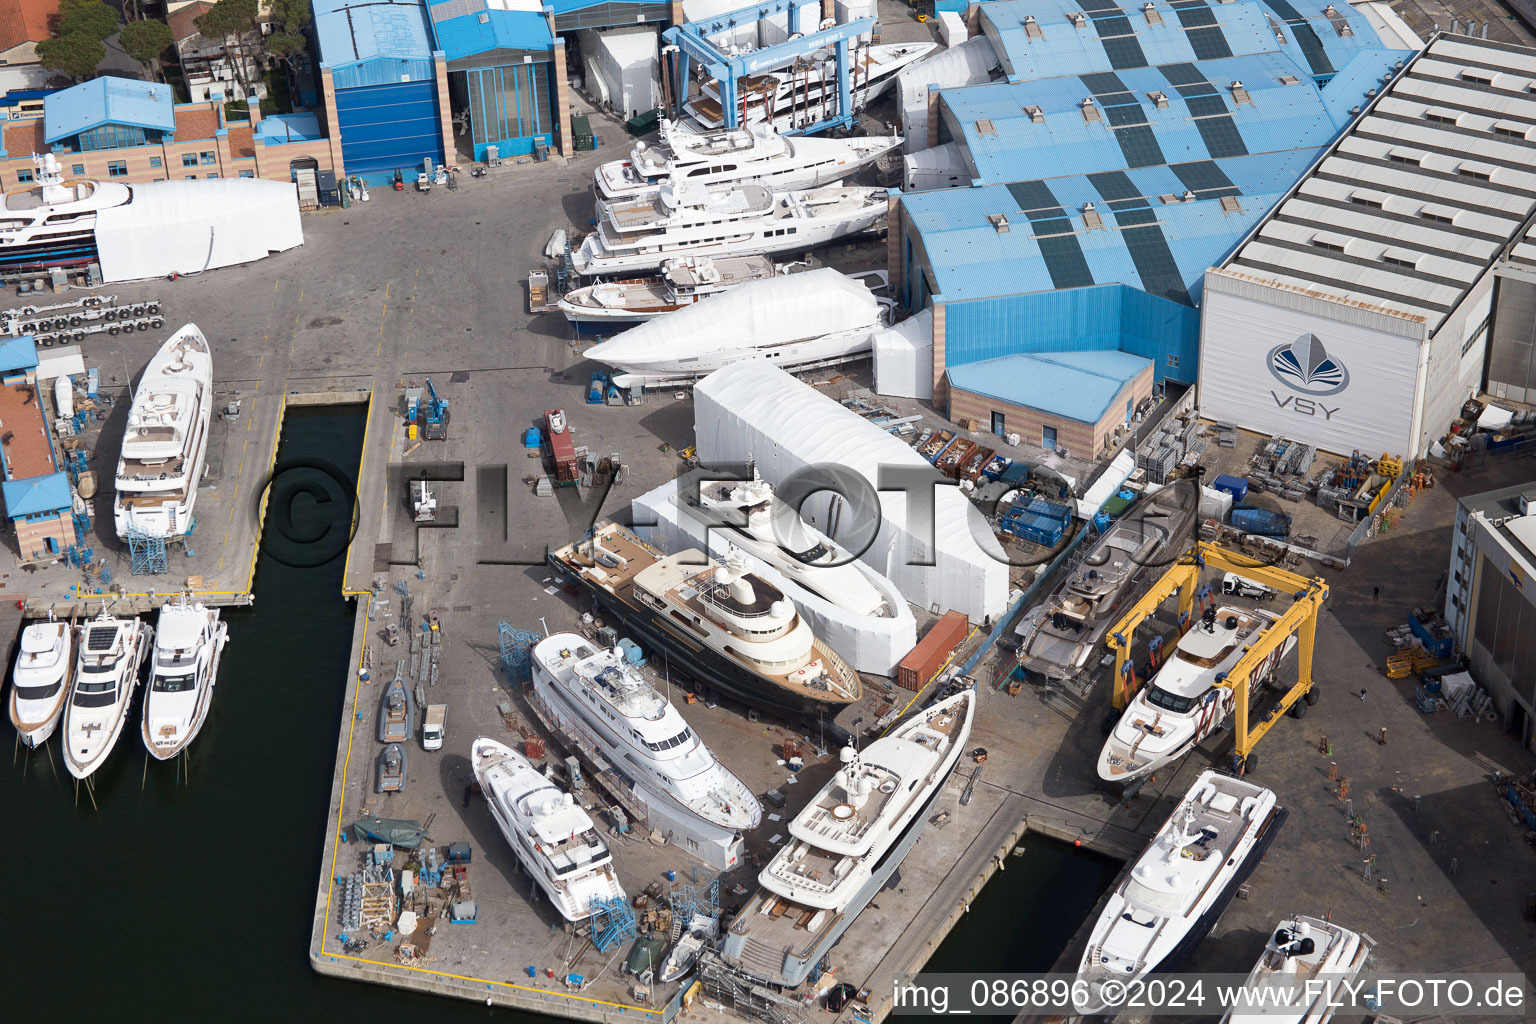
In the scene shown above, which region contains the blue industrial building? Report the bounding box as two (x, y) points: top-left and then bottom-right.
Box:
(43, 77), (177, 151)
(889, 0), (1418, 411)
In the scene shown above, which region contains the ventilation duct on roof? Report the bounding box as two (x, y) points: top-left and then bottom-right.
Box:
(1081, 98), (1101, 123)
(1230, 80), (1251, 105)
(1081, 203), (1103, 230)
(1023, 105), (1044, 123)
(987, 213), (1010, 233)
(1143, 3), (1163, 26)
(1068, 12), (1086, 28)
(1023, 14), (1043, 39)
(1182, 190), (1197, 202)
(1148, 90), (1169, 108)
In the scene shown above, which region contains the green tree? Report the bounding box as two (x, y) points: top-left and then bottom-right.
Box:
(55, 0), (119, 41)
(195, 0), (260, 96)
(261, 0), (311, 105)
(119, 18), (171, 81)
(36, 33), (106, 80)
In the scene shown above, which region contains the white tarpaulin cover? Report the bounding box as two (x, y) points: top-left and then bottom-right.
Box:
(95, 179), (302, 283)
(898, 35), (997, 153)
(631, 473), (917, 675)
(593, 267), (879, 362)
(902, 141), (969, 191)
(694, 361), (1010, 621)
(1076, 450), (1136, 518)
(873, 309), (933, 400)
(579, 27), (660, 118)
(936, 11), (967, 47)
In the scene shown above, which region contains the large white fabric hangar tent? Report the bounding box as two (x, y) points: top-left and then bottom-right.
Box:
(95, 179), (303, 283)
(693, 361), (1010, 623)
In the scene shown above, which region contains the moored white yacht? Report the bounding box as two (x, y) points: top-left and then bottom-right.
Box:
(1075, 770), (1286, 1015)
(1222, 915), (1374, 1024)
(1097, 605), (1298, 786)
(63, 611), (152, 779)
(471, 737), (625, 921)
(557, 254), (779, 326)
(113, 325), (213, 540)
(549, 522), (863, 722)
(720, 687), (974, 987)
(684, 41), (939, 134)
(141, 596), (228, 759)
(8, 618), (75, 748)
(594, 119), (900, 201)
(0, 153), (132, 274)
(573, 181), (886, 276)
(689, 460), (896, 618)
(585, 267), (886, 386)
(660, 911), (719, 983)
(531, 633), (761, 870)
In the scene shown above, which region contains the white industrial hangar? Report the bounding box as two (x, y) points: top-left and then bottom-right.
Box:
(1197, 33), (1536, 458)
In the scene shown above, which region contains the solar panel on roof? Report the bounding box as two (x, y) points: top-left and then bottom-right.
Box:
(1004, 179), (1097, 289)
(1168, 5), (1235, 61)
(86, 626), (117, 652)
(1172, 160), (1243, 197)
(1194, 116), (1250, 158)
(1157, 63), (1210, 87)
(1116, 125), (1168, 167)
(1115, 207), (1193, 304)
(1101, 34), (1150, 71)
(1081, 71), (1130, 95)
(1258, 0), (1336, 77)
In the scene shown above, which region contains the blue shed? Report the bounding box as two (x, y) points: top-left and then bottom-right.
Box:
(430, 0), (557, 160)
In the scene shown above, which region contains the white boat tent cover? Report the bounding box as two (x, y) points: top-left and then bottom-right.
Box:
(872, 308), (933, 400)
(95, 179), (302, 283)
(631, 473), (917, 675)
(1076, 450), (1136, 519)
(898, 35), (998, 153)
(694, 361), (1010, 621)
(601, 267), (879, 358)
(903, 141), (969, 191)
(579, 26), (660, 119)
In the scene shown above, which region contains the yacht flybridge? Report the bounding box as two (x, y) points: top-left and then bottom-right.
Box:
(114, 325), (213, 540)
(1223, 915), (1374, 1024)
(0, 153), (131, 274)
(594, 118), (900, 201)
(572, 181), (886, 277)
(141, 596), (228, 760)
(63, 611), (151, 780)
(8, 618), (75, 748)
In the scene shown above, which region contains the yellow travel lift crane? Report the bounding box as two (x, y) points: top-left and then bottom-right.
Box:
(1104, 541), (1329, 774)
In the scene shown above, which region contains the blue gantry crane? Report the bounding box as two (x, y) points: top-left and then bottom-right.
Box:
(663, 1), (875, 135)
(422, 378), (448, 440)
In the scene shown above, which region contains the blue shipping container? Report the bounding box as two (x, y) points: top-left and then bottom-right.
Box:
(1230, 505), (1290, 537)
(1212, 474), (1249, 503)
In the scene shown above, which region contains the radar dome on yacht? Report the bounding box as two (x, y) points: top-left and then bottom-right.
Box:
(563, 792), (575, 806)
(541, 798), (555, 815)
(839, 745), (856, 764)
(770, 600), (789, 618)
(636, 141), (647, 151)
(1295, 920), (1311, 937)
(714, 567), (731, 585)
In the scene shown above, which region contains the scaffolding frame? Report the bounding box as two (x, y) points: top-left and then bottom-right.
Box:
(125, 525), (167, 575)
(589, 893), (636, 953)
(498, 621), (540, 683)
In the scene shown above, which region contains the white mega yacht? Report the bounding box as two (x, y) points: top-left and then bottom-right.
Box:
(8, 618), (75, 748)
(1076, 770), (1286, 1015)
(1097, 606), (1297, 786)
(113, 325), (213, 540)
(531, 633), (761, 870)
(584, 267), (885, 386)
(1223, 915), (1374, 1024)
(594, 119), (900, 201)
(688, 461), (897, 618)
(141, 596), (229, 759)
(684, 41), (939, 134)
(471, 737), (625, 921)
(0, 153), (132, 274)
(720, 688), (974, 987)
(63, 612), (152, 779)
(573, 181), (886, 276)
(557, 254), (779, 326)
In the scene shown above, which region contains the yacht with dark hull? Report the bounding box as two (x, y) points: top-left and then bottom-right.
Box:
(1012, 482), (1198, 681)
(548, 522), (861, 728)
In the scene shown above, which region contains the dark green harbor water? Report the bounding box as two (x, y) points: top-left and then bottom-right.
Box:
(6, 405), (1115, 1023)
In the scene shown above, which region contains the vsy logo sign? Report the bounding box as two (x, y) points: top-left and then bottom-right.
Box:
(1267, 332), (1349, 420)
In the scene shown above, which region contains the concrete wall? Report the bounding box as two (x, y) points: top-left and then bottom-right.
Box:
(1418, 272), (1494, 456)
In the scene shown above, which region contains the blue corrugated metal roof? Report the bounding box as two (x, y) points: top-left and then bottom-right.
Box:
(255, 112), (324, 144)
(0, 336), (37, 374)
(0, 472), (70, 518)
(902, 149), (1315, 303)
(977, 0), (1382, 83)
(429, 2), (553, 62)
(947, 350), (1151, 422)
(1317, 47), (1409, 122)
(43, 77), (175, 144)
(314, 0), (437, 69)
(943, 51), (1364, 185)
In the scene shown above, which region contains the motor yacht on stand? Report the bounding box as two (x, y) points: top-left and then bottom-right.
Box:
(8, 618), (75, 747)
(549, 522), (862, 730)
(1013, 483), (1198, 682)
(1097, 605), (1298, 786)
(1075, 770), (1286, 1016)
(684, 42), (939, 134)
(531, 633), (761, 870)
(594, 119), (901, 201)
(719, 688), (974, 988)
(572, 180), (886, 277)
(113, 325), (213, 540)
(584, 267), (886, 387)
(1222, 915), (1374, 1024)
(471, 737), (625, 921)
(0, 153), (132, 273)
(557, 254), (779, 326)
(141, 596), (228, 759)
(63, 611), (152, 779)
(660, 911), (719, 982)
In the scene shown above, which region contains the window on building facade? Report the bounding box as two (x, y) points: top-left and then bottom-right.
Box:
(185, 174), (196, 179)
(206, 172), (218, 178)
(107, 161), (127, 177)
(182, 153), (198, 167)
(16, 168), (32, 184)
(76, 123), (151, 152)
(149, 156), (161, 168)
(71, 164), (84, 176)
(238, 169), (254, 178)
(200, 151), (216, 165)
